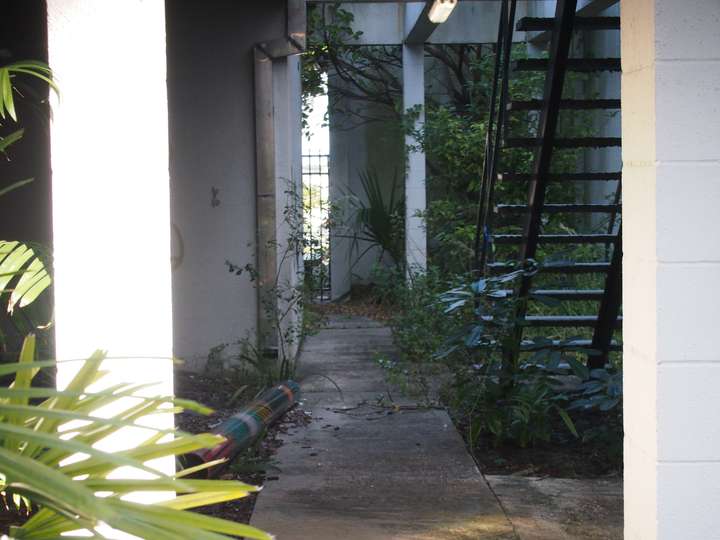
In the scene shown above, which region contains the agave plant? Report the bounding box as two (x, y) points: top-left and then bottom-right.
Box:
(0, 335), (272, 540)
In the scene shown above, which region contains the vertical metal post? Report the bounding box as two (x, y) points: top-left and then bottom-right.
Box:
(590, 226), (622, 368)
(474, 0), (508, 272)
(480, 0), (517, 272)
(505, 0), (578, 362)
(517, 0), (577, 282)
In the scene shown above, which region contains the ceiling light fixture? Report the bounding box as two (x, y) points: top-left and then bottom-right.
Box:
(428, 0), (458, 24)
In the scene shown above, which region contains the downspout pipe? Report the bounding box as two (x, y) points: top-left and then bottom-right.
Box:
(253, 0), (306, 353)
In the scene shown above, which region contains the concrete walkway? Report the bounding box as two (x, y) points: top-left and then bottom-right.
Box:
(251, 316), (516, 539)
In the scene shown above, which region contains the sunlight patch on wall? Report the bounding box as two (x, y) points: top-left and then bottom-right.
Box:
(47, 0), (174, 513)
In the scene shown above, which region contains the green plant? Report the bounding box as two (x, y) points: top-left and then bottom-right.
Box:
(0, 61), (58, 354)
(0, 335), (271, 539)
(568, 367), (622, 413)
(0, 241), (53, 357)
(338, 169), (404, 269)
(225, 183), (308, 383)
(0, 60), (273, 538)
(373, 264), (588, 448)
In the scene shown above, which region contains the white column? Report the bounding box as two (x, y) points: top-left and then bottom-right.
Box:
(402, 43), (427, 275)
(48, 0), (173, 448)
(622, 1), (720, 539)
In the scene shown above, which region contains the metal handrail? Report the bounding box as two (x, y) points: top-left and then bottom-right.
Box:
(474, 0), (517, 274)
(473, 0), (507, 272)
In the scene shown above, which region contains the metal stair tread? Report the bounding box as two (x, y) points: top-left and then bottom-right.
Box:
(504, 137), (621, 148)
(492, 233), (617, 244)
(482, 315), (623, 328)
(496, 289), (605, 300)
(488, 262), (612, 274)
(512, 58), (621, 72)
(516, 16), (620, 32)
(497, 171), (622, 182)
(520, 338), (621, 351)
(507, 98), (621, 111)
(496, 203), (620, 213)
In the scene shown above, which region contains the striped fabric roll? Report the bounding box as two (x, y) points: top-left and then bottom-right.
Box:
(182, 380), (300, 477)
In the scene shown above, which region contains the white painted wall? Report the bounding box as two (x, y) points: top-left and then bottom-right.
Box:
(328, 75), (405, 298)
(328, 74), (368, 299)
(166, 1), (287, 369)
(622, 1), (720, 538)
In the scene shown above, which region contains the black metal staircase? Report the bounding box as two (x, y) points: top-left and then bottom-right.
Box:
(474, 0), (622, 368)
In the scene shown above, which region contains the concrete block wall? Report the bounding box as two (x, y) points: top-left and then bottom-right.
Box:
(622, 0), (720, 538)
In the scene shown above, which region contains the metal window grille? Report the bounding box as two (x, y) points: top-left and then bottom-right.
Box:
(302, 154), (331, 302)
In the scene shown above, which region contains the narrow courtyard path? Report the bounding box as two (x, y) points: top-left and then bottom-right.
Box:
(251, 316), (517, 540)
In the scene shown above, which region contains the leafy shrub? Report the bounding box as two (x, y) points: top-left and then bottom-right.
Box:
(336, 169), (405, 270)
(373, 265), (611, 449)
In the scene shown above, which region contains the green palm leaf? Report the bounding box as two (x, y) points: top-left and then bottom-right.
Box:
(0, 338), (274, 540)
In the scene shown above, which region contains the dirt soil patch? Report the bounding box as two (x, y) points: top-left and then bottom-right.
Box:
(309, 284), (394, 322)
(458, 412), (623, 479)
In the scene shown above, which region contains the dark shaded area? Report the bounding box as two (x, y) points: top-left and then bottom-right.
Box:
(462, 412), (623, 478)
(0, 1), (53, 358)
(0, 0), (51, 244)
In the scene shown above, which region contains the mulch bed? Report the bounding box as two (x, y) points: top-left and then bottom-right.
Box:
(471, 437), (622, 478)
(309, 285), (394, 322)
(175, 370), (312, 524)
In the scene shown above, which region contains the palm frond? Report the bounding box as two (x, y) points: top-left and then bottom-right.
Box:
(0, 337), (273, 540)
(0, 61), (58, 123)
(344, 168), (405, 268)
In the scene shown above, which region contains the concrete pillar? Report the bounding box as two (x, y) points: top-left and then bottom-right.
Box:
(622, 1), (720, 538)
(47, 0), (174, 485)
(402, 43), (427, 275)
(255, 49), (304, 357)
(273, 54), (304, 361)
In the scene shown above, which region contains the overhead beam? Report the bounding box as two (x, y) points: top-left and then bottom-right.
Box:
(309, 0), (498, 3)
(405, 2), (439, 44)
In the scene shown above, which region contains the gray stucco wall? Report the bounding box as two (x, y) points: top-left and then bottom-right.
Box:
(165, 0), (287, 369)
(328, 75), (405, 298)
